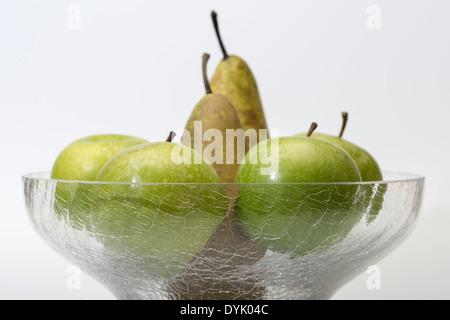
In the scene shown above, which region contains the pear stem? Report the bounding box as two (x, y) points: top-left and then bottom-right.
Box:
(306, 122), (318, 137)
(339, 112), (348, 138)
(211, 11), (229, 60)
(202, 53), (212, 94)
(166, 131), (176, 142)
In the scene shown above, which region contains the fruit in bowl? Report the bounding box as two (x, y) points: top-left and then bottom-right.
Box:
(48, 130), (229, 277)
(51, 134), (149, 182)
(82, 133), (229, 277)
(50, 134), (148, 227)
(209, 11), (269, 148)
(294, 112), (382, 181)
(235, 123), (365, 256)
(21, 9), (426, 302)
(181, 53), (246, 185)
(295, 112), (386, 224)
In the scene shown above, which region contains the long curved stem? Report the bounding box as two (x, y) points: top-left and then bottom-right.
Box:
(202, 53), (212, 94)
(211, 11), (229, 60)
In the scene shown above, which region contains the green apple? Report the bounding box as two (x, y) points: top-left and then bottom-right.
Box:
(295, 113), (382, 182)
(235, 123), (364, 256)
(86, 135), (229, 277)
(295, 112), (385, 224)
(51, 134), (148, 181)
(50, 134), (148, 228)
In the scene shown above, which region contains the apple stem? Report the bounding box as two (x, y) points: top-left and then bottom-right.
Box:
(166, 131), (176, 142)
(339, 112), (348, 138)
(306, 122), (318, 137)
(211, 11), (229, 60)
(202, 53), (213, 94)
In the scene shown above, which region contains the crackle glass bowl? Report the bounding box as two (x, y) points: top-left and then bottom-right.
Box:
(22, 171), (424, 300)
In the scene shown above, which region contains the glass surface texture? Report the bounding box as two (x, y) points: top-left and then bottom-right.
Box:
(23, 172), (424, 300)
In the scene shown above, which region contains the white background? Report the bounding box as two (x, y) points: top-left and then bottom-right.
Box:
(1, 0), (449, 300)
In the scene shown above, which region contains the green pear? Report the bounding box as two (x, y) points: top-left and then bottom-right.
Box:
(164, 205), (267, 300)
(86, 133), (229, 277)
(50, 134), (148, 227)
(171, 55), (265, 297)
(209, 11), (269, 148)
(295, 112), (385, 224)
(181, 53), (246, 185)
(235, 123), (364, 256)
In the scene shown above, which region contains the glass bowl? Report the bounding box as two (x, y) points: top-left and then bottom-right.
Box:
(22, 171), (424, 300)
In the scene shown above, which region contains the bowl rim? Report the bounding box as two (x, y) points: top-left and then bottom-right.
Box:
(21, 171), (425, 186)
